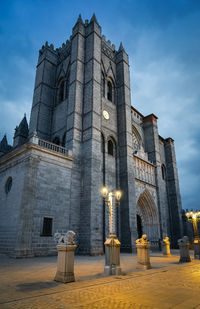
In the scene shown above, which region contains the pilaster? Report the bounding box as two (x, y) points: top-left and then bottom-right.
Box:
(143, 114), (165, 240)
(116, 44), (137, 252)
(164, 138), (183, 247)
(67, 16), (85, 240)
(79, 16), (103, 255)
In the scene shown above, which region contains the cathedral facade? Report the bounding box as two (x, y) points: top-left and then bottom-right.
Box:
(0, 15), (183, 257)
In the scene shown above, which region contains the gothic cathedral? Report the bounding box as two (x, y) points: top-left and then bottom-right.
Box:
(0, 15), (183, 257)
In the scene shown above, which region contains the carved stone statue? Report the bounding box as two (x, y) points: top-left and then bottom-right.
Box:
(54, 230), (76, 245)
(136, 234), (148, 245)
(136, 234), (151, 270)
(54, 230), (77, 283)
(161, 236), (171, 256)
(178, 235), (189, 246)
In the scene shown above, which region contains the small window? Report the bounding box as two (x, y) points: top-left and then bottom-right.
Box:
(59, 80), (65, 102)
(161, 164), (166, 180)
(107, 81), (112, 102)
(108, 139), (114, 156)
(5, 177), (12, 194)
(53, 136), (60, 145)
(41, 217), (52, 236)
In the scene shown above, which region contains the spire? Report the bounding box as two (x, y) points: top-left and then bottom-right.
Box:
(14, 114), (29, 146)
(90, 13), (99, 26)
(118, 42), (125, 52)
(17, 115), (29, 137)
(77, 14), (83, 24)
(0, 134), (8, 150)
(72, 14), (85, 36)
(74, 14), (84, 26)
(0, 134), (12, 154)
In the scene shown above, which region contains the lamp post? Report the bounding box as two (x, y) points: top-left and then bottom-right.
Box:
(101, 186), (122, 275)
(185, 210), (200, 259)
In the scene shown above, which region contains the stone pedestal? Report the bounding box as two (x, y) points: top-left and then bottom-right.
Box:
(136, 234), (151, 270)
(104, 236), (121, 275)
(54, 244), (77, 283)
(194, 239), (200, 260)
(178, 236), (191, 263)
(161, 237), (171, 256)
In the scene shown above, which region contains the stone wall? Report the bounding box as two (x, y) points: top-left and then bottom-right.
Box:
(0, 147), (25, 255)
(0, 138), (73, 257)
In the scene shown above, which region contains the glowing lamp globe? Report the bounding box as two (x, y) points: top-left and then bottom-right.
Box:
(115, 190), (122, 201)
(101, 186), (108, 198)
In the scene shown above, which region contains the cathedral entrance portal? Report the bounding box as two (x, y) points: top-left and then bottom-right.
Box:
(136, 189), (160, 246)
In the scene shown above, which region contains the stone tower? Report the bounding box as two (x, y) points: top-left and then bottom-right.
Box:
(0, 15), (183, 257)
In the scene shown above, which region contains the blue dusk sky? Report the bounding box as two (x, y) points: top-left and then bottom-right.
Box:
(0, 0), (199, 210)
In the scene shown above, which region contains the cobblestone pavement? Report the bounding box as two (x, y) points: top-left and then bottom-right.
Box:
(1, 251), (200, 308)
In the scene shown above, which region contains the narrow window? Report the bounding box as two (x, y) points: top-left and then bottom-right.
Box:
(101, 74), (105, 97)
(108, 139), (114, 156)
(5, 176), (12, 194)
(66, 77), (69, 99)
(59, 80), (65, 102)
(41, 217), (53, 236)
(161, 164), (166, 180)
(107, 81), (112, 102)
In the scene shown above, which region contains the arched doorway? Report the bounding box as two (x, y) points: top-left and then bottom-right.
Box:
(137, 189), (160, 244)
(137, 214), (143, 238)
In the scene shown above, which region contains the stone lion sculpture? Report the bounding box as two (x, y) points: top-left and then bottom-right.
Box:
(136, 234), (148, 244)
(178, 235), (189, 246)
(54, 230), (76, 245)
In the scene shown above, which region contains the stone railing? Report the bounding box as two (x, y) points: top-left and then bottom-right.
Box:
(29, 133), (71, 157)
(38, 139), (69, 155)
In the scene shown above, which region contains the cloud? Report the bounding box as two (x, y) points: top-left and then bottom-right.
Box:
(128, 15), (200, 210)
(0, 53), (34, 144)
(0, 0), (199, 210)
(0, 99), (31, 144)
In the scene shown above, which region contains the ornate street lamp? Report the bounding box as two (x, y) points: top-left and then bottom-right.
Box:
(185, 210), (200, 259)
(101, 187), (122, 237)
(101, 186), (122, 275)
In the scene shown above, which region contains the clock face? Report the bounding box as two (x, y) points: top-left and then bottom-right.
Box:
(103, 110), (109, 120)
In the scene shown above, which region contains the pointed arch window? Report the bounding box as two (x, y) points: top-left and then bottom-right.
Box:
(132, 126), (142, 151)
(107, 81), (112, 102)
(108, 139), (114, 156)
(161, 164), (166, 180)
(5, 176), (12, 194)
